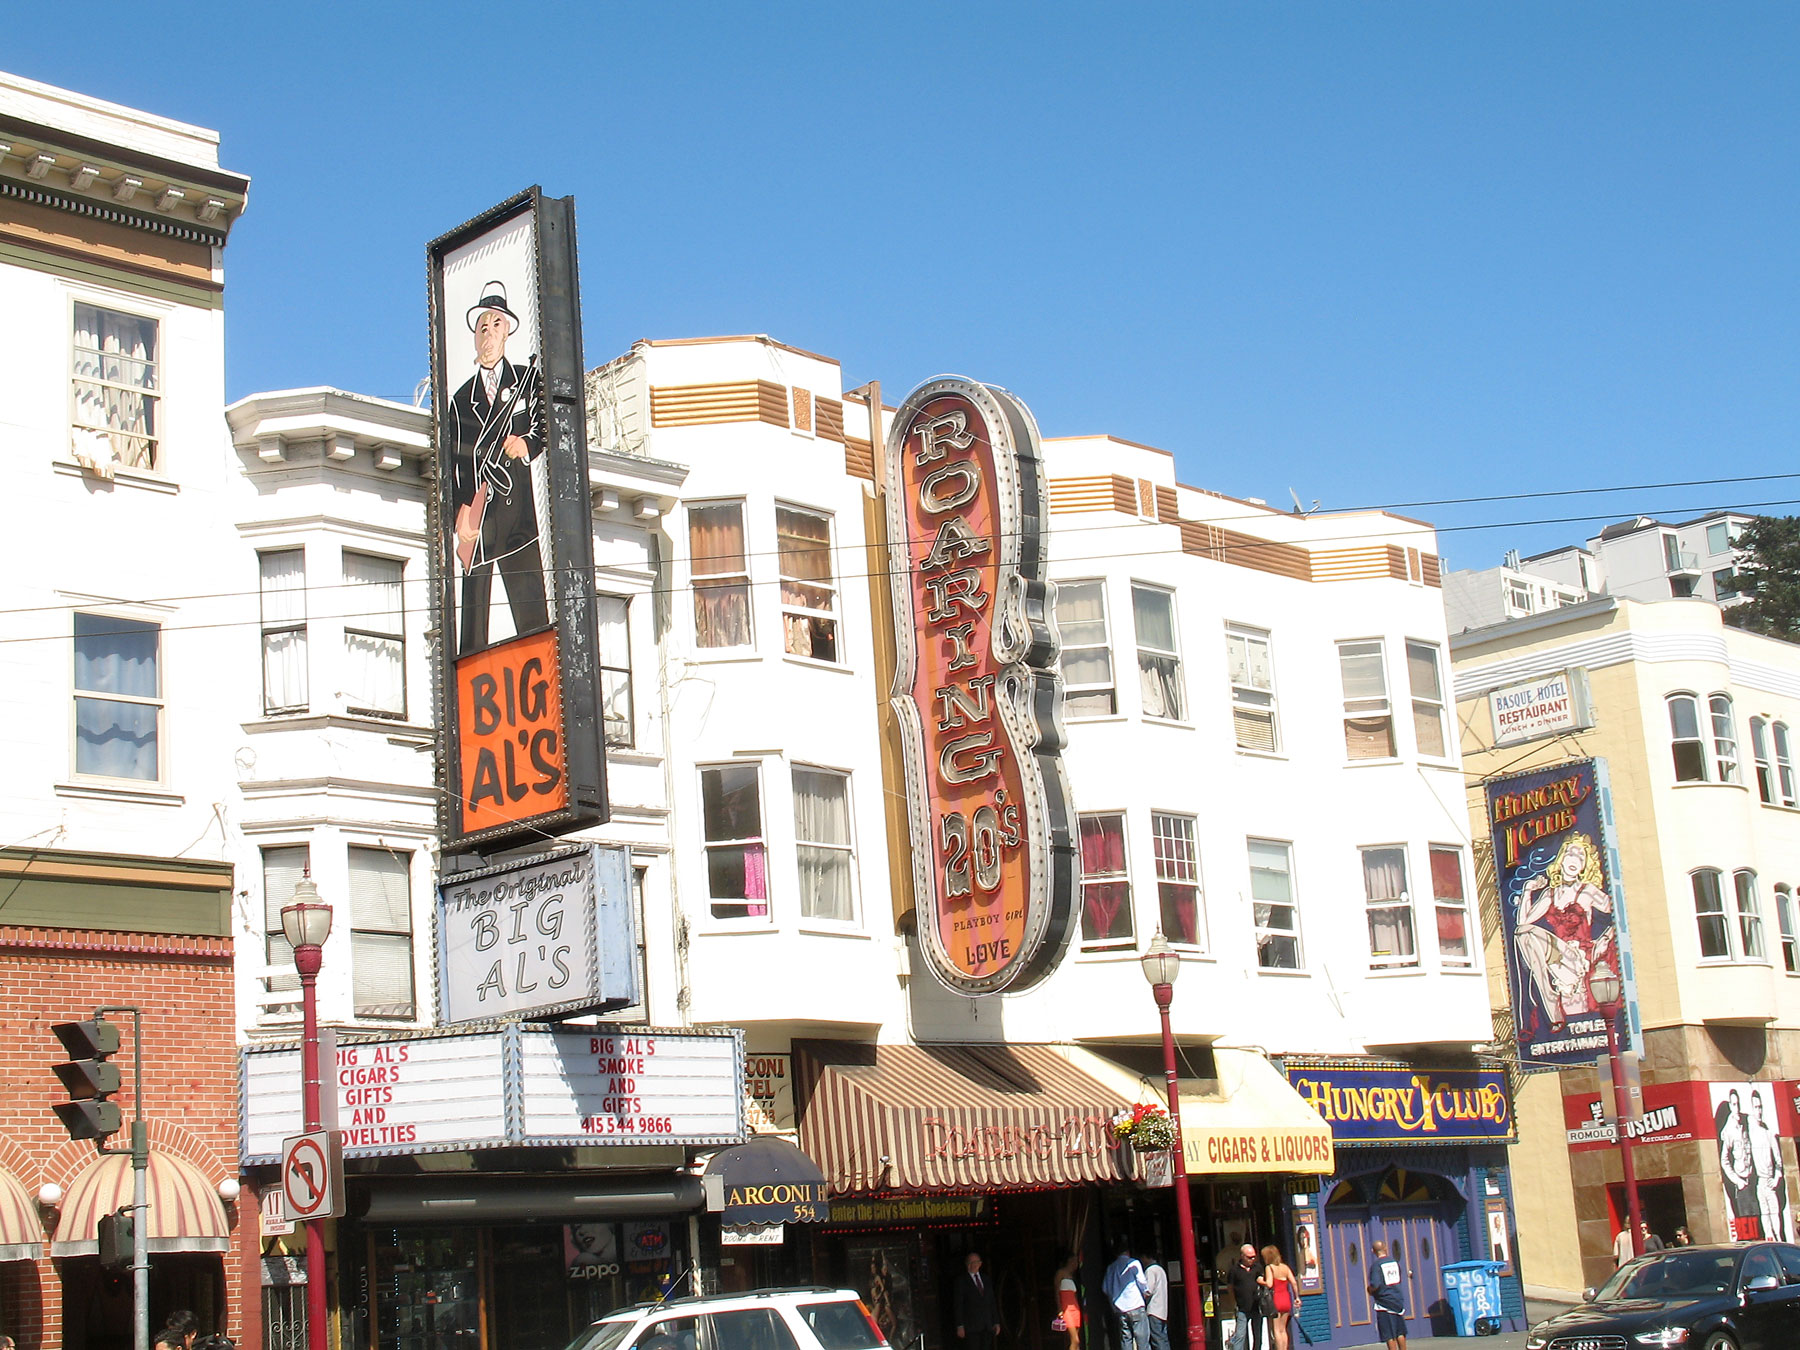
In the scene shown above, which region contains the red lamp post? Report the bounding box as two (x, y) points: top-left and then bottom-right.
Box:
(1141, 932), (1206, 1348)
(1589, 966), (1642, 1262)
(281, 874), (334, 1350)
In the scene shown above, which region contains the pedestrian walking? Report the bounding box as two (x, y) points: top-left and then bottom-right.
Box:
(1257, 1245), (1299, 1350)
(1227, 1245), (1266, 1350)
(1054, 1253), (1083, 1350)
(955, 1251), (1001, 1350)
(1103, 1241), (1151, 1350)
(1367, 1241), (1407, 1350)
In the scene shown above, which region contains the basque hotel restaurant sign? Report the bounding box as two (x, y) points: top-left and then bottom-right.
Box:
(436, 844), (639, 1025)
(885, 377), (1077, 995)
(1485, 758), (1641, 1067)
(1288, 1065), (1515, 1146)
(429, 189), (607, 854)
(241, 1024), (743, 1162)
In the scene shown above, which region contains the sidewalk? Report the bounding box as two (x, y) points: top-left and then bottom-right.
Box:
(1328, 1295), (1567, 1350)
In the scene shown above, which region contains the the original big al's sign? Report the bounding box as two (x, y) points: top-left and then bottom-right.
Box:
(885, 378), (1077, 995)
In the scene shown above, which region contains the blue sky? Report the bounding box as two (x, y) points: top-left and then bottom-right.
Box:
(14, 3), (1800, 564)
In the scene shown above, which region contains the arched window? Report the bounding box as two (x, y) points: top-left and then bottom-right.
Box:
(1775, 722), (1797, 806)
(1693, 868), (1729, 958)
(1774, 884), (1797, 975)
(1668, 695), (1707, 782)
(1750, 717), (1775, 803)
(1710, 694), (1741, 784)
(1734, 869), (1767, 961)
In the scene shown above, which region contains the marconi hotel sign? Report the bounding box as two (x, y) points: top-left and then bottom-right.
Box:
(885, 377), (1077, 996)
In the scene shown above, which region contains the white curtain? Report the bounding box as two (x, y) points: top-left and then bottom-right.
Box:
(598, 595), (633, 745)
(261, 845), (310, 993)
(73, 615), (159, 780)
(1363, 847), (1415, 960)
(72, 304), (156, 468)
(349, 847), (414, 1016)
(343, 553), (404, 714)
(794, 768), (853, 921)
(260, 551), (308, 711)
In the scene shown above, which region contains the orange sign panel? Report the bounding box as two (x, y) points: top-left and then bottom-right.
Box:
(455, 628), (569, 835)
(886, 379), (1076, 995)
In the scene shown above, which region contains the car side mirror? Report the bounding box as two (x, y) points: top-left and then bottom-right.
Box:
(1580, 1288), (1596, 1303)
(1746, 1274), (1781, 1292)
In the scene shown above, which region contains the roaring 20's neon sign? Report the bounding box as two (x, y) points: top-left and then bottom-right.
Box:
(885, 377), (1076, 995)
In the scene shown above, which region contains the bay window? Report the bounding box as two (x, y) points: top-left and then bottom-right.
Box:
(343, 551), (405, 717)
(1249, 838), (1301, 970)
(702, 764), (767, 919)
(691, 502), (752, 649)
(74, 613), (161, 781)
(1079, 813), (1133, 947)
(259, 550), (308, 714)
(1057, 580), (1116, 716)
(1132, 585), (1184, 720)
(1339, 640), (1395, 759)
(1151, 812), (1204, 948)
(794, 767), (855, 922)
(1361, 845), (1417, 968)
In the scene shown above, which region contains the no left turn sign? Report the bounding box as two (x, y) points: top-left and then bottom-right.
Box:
(281, 1130), (344, 1221)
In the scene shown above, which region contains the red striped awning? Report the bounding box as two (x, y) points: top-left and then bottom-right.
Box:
(0, 1165), (44, 1262)
(794, 1041), (1134, 1195)
(52, 1150), (230, 1256)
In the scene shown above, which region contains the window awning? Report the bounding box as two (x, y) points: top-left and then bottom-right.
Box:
(794, 1040), (1135, 1194)
(0, 1165), (44, 1262)
(52, 1151), (230, 1257)
(703, 1137), (831, 1224)
(1073, 1048), (1335, 1176)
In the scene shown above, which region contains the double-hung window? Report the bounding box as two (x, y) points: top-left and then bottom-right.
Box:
(259, 550), (308, 714)
(598, 595), (634, 748)
(74, 613), (161, 782)
(1339, 640), (1395, 759)
(1776, 885), (1799, 974)
(1249, 839), (1301, 969)
(1668, 695), (1707, 782)
(1734, 869), (1767, 961)
(343, 552), (405, 718)
(1056, 580), (1116, 716)
(1132, 585), (1184, 720)
(1225, 626), (1278, 753)
(1776, 722), (1797, 805)
(1431, 845), (1472, 968)
(261, 844), (308, 998)
(1693, 869), (1730, 958)
(702, 764), (767, 920)
(1407, 641), (1448, 758)
(794, 767), (854, 922)
(1751, 717), (1775, 803)
(349, 846), (415, 1018)
(1151, 812), (1204, 948)
(1710, 695), (1741, 784)
(690, 503), (752, 649)
(72, 302), (159, 471)
(1079, 813), (1133, 947)
(1361, 846), (1417, 968)
(776, 506), (838, 662)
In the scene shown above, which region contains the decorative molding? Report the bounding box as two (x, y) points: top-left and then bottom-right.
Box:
(0, 926), (232, 959)
(0, 176), (224, 245)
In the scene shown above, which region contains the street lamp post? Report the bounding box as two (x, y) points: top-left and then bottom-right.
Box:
(1588, 966), (1642, 1262)
(1141, 933), (1207, 1349)
(281, 874), (334, 1350)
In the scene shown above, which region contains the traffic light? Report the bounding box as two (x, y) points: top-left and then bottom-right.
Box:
(51, 1018), (121, 1141)
(97, 1208), (132, 1272)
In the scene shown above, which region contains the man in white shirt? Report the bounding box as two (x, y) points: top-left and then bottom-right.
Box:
(1103, 1242), (1151, 1350)
(1142, 1256), (1170, 1350)
(1749, 1093), (1789, 1241)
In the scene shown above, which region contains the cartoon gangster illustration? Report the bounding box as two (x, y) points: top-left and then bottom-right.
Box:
(1512, 831), (1617, 1034)
(449, 280), (548, 656)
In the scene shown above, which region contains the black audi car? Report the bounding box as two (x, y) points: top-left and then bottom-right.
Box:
(1526, 1242), (1800, 1350)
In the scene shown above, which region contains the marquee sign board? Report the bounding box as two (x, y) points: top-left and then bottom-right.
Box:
(241, 1025), (744, 1163)
(884, 376), (1077, 995)
(436, 844), (639, 1024)
(428, 188), (608, 854)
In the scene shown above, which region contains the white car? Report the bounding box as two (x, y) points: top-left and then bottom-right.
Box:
(567, 1287), (891, 1350)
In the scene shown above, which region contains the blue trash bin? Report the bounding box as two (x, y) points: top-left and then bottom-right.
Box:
(1440, 1261), (1506, 1336)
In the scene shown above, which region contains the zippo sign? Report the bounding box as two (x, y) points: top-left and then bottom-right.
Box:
(884, 377), (1077, 995)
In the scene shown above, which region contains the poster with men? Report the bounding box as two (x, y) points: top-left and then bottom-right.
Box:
(1711, 1081), (1793, 1242)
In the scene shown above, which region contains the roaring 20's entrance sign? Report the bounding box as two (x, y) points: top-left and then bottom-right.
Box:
(885, 377), (1076, 995)
(428, 189), (608, 854)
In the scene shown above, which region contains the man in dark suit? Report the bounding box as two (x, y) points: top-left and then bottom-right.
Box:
(954, 1251), (999, 1350)
(449, 280), (548, 655)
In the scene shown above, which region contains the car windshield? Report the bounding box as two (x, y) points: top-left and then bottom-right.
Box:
(564, 1322), (637, 1350)
(799, 1301), (886, 1350)
(1595, 1251), (1738, 1300)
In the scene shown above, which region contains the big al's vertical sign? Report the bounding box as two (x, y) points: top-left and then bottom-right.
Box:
(429, 190), (607, 852)
(885, 378), (1077, 995)
(1484, 758), (1639, 1066)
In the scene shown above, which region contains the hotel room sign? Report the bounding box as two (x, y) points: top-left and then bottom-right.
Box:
(884, 377), (1077, 995)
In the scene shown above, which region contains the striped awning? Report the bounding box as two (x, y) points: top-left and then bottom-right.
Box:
(0, 1165), (44, 1261)
(794, 1040), (1134, 1194)
(52, 1151), (230, 1256)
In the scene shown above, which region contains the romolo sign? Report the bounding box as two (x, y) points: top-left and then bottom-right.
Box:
(885, 377), (1077, 995)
